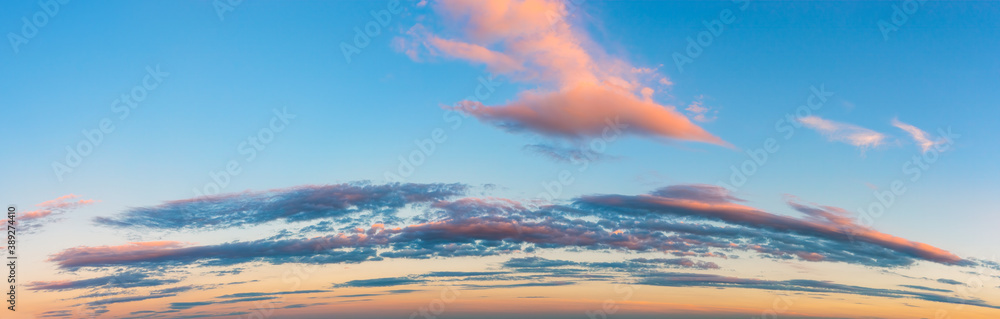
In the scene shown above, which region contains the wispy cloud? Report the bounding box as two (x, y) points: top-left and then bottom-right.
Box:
(891, 118), (943, 153)
(684, 95), (717, 123)
(27, 272), (178, 291)
(937, 278), (964, 285)
(523, 143), (618, 163)
(334, 277), (425, 288)
(94, 182), (466, 230)
(637, 272), (1000, 309)
(5, 194), (96, 230)
(170, 296), (277, 310)
(798, 116), (886, 152)
(89, 293), (177, 306)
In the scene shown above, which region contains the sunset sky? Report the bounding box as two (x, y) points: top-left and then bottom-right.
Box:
(2, 0), (1000, 318)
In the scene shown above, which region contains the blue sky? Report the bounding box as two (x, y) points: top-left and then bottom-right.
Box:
(2, 1), (1000, 318)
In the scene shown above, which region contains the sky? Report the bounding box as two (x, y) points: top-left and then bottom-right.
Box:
(1, 0), (1000, 318)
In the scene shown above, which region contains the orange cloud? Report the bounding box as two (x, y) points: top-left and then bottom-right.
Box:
(455, 82), (726, 144)
(398, 0), (725, 146)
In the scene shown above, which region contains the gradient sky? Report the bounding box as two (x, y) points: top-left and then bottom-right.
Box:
(2, 1), (1000, 318)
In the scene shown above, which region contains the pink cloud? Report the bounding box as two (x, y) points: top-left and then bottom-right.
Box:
(4, 194), (96, 228)
(798, 116), (886, 152)
(580, 188), (964, 265)
(48, 241), (190, 269)
(426, 36), (523, 73)
(891, 118), (943, 153)
(454, 82), (726, 144)
(397, 0), (725, 146)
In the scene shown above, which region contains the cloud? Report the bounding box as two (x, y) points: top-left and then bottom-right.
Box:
(334, 277), (426, 288)
(5, 194), (96, 230)
(937, 278), (963, 285)
(397, 0), (726, 146)
(630, 258), (720, 270)
(153, 286), (198, 294)
(503, 256), (719, 274)
(173, 312), (251, 319)
(337, 293), (382, 298)
(651, 184), (745, 204)
(453, 84), (728, 145)
(39, 310), (73, 318)
(48, 238), (380, 270)
(282, 303), (328, 309)
(422, 271), (511, 277)
(170, 296), (278, 310)
(637, 272), (1000, 310)
(502, 257), (578, 268)
(785, 195), (855, 227)
(42, 182), (997, 315)
(798, 116), (886, 151)
(684, 95), (717, 123)
(463, 281), (575, 289)
(89, 293), (176, 306)
(94, 182), (467, 230)
(386, 289), (423, 294)
(523, 143), (617, 163)
(26, 272), (178, 291)
(891, 118), (943, 153)
(900, 285), (952, 293)
(54, 183), (965, 275)
(576, 185), (965, 266)
(215, 290), (330, 299)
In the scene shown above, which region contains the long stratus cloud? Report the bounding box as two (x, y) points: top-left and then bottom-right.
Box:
(30, 181), (996, 315)
(74, 182), (969, 270)
(395, 0), (727, 146)
(94, 182), (465, 230)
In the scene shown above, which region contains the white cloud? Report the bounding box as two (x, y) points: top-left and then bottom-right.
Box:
(799, 116), (886, 152)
